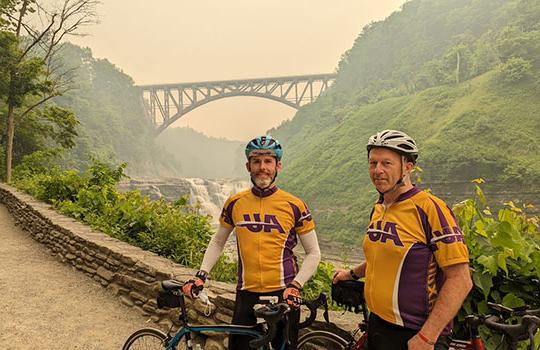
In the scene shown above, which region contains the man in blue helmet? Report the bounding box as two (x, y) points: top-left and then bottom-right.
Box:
(183, 135), (321, 349)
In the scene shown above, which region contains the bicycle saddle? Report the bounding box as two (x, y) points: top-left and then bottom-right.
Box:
(162, 279), (183, 291)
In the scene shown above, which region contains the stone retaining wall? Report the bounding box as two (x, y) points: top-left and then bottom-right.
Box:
(0, 184), (354, 349)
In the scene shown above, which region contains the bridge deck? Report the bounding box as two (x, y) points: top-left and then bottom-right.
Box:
(0, 205), (152, 349)
(139, 73), (337, 132)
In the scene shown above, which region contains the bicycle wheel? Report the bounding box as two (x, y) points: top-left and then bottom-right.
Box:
(122, 328), (169, 350)
(297, 330), (351, 350)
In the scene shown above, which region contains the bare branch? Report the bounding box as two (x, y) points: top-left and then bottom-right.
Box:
(20, 20), (40, 40)
(15, 0), (29, 37)
(41, 0), (100, 62)
(18, 93), (60, 121)
(19, 14), (56, 61)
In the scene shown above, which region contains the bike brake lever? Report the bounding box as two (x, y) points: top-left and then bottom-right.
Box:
(324, 309), (330, 324)
(320, 293), (330, 324)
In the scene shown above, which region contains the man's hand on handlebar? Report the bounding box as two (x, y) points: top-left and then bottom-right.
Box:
(182, 270), (207, 298)
(283, 282), (302, 308)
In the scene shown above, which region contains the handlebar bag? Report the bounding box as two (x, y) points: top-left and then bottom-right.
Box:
(332, 280), (365, 313)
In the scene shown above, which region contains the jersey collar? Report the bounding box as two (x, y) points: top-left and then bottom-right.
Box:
(251, 185), (278, 198)
(378, 185), (421, 204)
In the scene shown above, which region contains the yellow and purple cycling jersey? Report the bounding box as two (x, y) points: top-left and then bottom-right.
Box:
(219, 185), (315, 293)
(363, 186), (469, 334)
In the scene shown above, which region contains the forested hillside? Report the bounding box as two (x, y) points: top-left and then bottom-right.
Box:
(1, 40), (245, 179)
(271, 0), (540, 241)
(51, 44), (182, 176)
(56, 46), (248, 178)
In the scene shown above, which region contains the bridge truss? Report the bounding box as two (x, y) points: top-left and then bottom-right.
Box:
(139, 73), (336, 133)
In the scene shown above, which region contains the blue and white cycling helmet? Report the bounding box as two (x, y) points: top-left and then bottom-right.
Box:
(245, 135), (283, 161)
(367, 130), (418, 163)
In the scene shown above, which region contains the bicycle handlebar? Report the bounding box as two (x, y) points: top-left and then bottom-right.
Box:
(249, 303), (290, 349)
(488, 302), (540, 318)
(298, 293), (330, 329)
(483, 314), (540, 348)
(248, 293), (331, 349)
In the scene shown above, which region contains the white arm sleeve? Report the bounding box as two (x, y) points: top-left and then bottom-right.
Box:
(200, 225), (233, 273)
(293, 230), (321, 287)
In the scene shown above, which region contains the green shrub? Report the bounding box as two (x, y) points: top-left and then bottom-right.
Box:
(498, 57), (533, 83)
(303, 261), (335, 301)
(453, 180), (540, 346)
(14, 158), (236, 274)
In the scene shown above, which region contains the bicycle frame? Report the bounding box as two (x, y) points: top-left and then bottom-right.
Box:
(160, 290), (288, 350)
(448, 338), (484, 350)
(147, 280), (338, 350)
(164, 323), (273, 350)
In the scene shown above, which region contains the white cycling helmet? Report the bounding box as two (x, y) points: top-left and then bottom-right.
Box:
(367, 130), (418, 163)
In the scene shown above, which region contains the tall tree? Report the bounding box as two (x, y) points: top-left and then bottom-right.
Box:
(0, 0), (98, 182)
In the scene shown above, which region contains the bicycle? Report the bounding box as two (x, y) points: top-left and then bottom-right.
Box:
(296, 288), (540, 350)
(296, 289), (366, 350)
(451, 302), (540, 350)
(122, 280), (327, 350)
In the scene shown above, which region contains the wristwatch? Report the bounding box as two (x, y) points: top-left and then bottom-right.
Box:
(350, 269), (361, 280)
(195, 270), (208, 282)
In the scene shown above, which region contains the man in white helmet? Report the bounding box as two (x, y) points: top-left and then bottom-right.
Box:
(333, 130), (472, 350)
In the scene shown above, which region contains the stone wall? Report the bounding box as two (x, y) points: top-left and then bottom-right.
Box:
(0, 184), (354, 349)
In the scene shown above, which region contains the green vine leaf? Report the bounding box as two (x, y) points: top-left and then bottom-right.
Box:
(477, 255), (498, 275)
(502, 293), (525, 308)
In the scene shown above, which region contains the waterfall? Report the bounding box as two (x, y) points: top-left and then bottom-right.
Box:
(183, 178), (250, 224)
(118, 178), (249, 225)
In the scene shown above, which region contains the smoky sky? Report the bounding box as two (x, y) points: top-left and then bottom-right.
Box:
(71, 0), (407, 141)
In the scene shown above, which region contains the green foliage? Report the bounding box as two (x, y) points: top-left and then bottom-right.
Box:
(498, 57), (533, 83)
(453, 183), (540, 346)
(334, 0), (515, 100)
(14, 159), (236, 273)
(273, 1), (540, 240)
(455, 184), (540, 309)
(496, 26), (540, 64)
(275, 62), (540, 239)
(0, 31), (17, 95)
(302, 261), (335, 301)
(50, 43), (183, 177)
(209, 255), (238, 283)
(1, 2), (85, 181)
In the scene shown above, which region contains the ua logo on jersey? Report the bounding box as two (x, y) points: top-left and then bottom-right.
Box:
(367, 220), (404, 247)
(432, 226), (465, 244)
(238, 213), (285, 233)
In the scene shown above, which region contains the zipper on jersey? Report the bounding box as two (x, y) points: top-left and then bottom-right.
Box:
(258, 193), (263, 288)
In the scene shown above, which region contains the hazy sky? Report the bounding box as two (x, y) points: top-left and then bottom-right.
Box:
(70, 0), (407, 141)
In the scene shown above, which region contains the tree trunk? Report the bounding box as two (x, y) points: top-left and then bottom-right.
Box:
(5, 104), (15, 183)
(3, 0), (27, 183)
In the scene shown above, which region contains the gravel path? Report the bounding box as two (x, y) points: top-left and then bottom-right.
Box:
(0, 205), (156, 349)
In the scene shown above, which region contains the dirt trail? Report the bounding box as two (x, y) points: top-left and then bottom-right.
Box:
(0, 205), (156, 349)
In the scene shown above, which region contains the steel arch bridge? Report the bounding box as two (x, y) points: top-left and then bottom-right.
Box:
(139, 73), (336, 133)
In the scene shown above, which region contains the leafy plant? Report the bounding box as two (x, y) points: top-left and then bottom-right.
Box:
(498, 57), (534, 83)
(453, 180), (540, 346)
(14, 159), (235, 273)
(303, 261), (335, 301)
